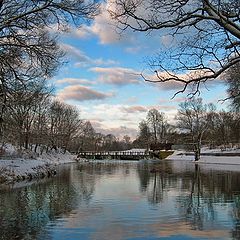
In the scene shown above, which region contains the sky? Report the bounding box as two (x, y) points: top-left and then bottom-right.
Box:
(51, 2), (228, 140)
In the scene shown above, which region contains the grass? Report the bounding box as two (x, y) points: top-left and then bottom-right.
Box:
(159, 150), (174, 159)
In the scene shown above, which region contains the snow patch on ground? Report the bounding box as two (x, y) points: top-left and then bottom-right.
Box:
(166, 148), (240, 165)
(0, 144), (76, 183)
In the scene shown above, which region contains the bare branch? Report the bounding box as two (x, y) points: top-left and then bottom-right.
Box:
(110, 0), (240, 98)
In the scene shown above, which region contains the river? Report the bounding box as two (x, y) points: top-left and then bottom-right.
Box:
(1, 160), (240, 239)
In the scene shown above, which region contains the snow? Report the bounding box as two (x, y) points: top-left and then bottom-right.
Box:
(125, 148), (147, 153)
(1, 144), (240, 184)
(166, 148), (240, 165)
(0, 144), (76, 183)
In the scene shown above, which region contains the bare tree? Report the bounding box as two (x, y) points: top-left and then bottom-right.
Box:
(177, 98), (210, 161)
(102, 134), (117, 151)
(78, 121), (96, 151)
(147, 109), (167, 144)
(211, 111), (240, 147)
(93, 132), (104, 151)
(134, 120), (151, 149)
(0, 0), (99, 141)
(31, 95), (51, 152)
(110, 0), (240, 97)
(225, 63), (240, 112)
(61, 105), (83, 153)
(5, 80), (50, 149)
(123, 135), (131, 149)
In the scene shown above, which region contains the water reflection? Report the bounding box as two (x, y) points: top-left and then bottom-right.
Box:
(0, 168), (78, 239)
(0, 161), (240, 239)
(139, 161), (240, 239)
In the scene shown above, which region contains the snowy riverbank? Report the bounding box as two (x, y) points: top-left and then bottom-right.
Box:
(0, 145), (76, 183)
(166, 148), (240, 165)
(1, 145), (240, 184)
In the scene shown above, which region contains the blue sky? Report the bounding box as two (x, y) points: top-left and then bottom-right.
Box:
(51, 3), (228, 139)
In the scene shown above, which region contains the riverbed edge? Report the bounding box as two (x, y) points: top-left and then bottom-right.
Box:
(0, 152), (78, 184)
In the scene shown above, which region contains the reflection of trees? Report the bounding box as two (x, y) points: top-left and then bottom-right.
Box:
(74, 162), (134, 204)
(0, 165), (95, 240)
(137, 161), (174, 204)
(137, 162), (152, 192)
(137, 160), (240, 235)
(231, 195), (240, 239)
(78, 162), (126, 175)
(148, 162), (173, 204)
(172, 165), (240, 232)
(178, 165), (208, 230)
(148, 172), (164, 204)
(0, 162), (136, 240)
(177, 165), (240, 234)
(2, 161), (240, 239)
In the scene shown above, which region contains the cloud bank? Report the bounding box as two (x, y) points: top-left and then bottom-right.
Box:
(58, 85), (114, 101)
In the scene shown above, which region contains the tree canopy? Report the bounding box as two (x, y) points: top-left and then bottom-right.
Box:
(226, 63), (240, 111)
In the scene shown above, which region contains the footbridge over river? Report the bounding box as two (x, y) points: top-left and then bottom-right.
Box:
(77, 149), (150, 160)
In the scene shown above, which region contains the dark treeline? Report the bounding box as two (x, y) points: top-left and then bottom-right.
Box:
(2, 78), (239, 157)
(133, 98), (240, 160)
(0, 0), (100, 154)
(0, 0), (239, 158)
(1, 80), (132, 154)
(3, 82), (239, 156)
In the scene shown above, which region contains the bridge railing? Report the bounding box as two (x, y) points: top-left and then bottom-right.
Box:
(77, 151), (148, 156)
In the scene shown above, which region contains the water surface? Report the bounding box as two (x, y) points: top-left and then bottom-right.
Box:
(1, 160), (240, 239)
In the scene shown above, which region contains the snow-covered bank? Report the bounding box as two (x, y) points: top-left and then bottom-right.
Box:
(166, 149), (240, 165)
(0, 145), (76, 183)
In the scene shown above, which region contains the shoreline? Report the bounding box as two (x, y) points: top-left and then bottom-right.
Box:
(1, 149), (240, 185)
(166, 150), (240, 166)
(0, 152), (77, 184)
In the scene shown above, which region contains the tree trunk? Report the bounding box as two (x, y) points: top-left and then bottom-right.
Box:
(0, 80), (6, 144)
(194, 138), (201, 161)
(34, 143), (38, 153)
(194, 145), (200, 161)
(25, 132), (29, 149)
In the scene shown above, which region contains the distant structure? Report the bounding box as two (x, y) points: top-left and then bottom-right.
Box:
(150, 143), (173, 151)
(77, 149), (149, 160)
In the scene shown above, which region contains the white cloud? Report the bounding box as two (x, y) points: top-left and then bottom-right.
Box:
(91, 7), (121, 44)
(90, 67), (141, 86)
(97, 126), (138, 140)
(60, 43), (117, 67)
(66, 2), (139, 45)
(58, 85), (114, 101)
(71, 25), (93, 39)
(55, 78), (95, 86)
(125, 46), (143, 54)
(78, 103), (178, 139)
(122, 105), (148, 113)
(143, 69), (224, 92)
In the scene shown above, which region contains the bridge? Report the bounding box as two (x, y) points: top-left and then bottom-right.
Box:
(77, 150), (150, 160)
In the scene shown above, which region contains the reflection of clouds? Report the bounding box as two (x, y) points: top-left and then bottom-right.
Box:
(42, 162), (238, 240)
(94, 169), (140, 199)
(90, 220), (229, 240)
(90, 223), (145, 240)
(88, 220), (229, 240)
(60, 168), (144, 238)
(150, 221), (229, 238)
(65, 206), (104, 229)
